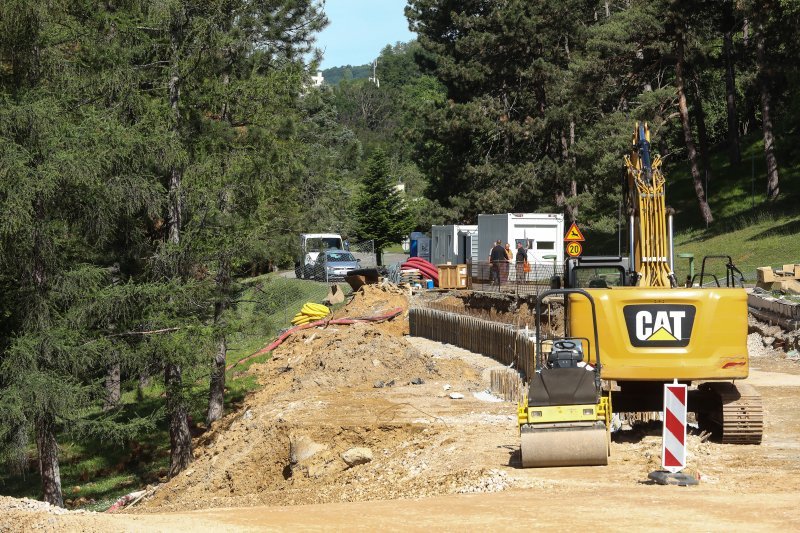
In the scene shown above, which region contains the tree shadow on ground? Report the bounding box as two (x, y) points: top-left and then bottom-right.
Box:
(746, 217), (800, 242)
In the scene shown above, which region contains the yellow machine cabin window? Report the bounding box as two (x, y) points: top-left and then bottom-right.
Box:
(572, 266), (626, 288)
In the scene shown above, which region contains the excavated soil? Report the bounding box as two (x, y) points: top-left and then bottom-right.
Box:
(135, 284), (503, 512)
(3, 284), (800, 530)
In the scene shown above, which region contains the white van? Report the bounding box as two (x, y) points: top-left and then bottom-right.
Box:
(296, 233), (344, 279)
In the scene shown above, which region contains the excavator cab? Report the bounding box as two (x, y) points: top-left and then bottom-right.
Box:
(518, 289), (611, 467)
(565, 256), (630, 288)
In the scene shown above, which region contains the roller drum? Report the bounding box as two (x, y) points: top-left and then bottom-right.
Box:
(520, 423), (608, 467)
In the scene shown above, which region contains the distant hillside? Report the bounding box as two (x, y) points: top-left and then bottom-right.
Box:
(321, 64), (371, 86)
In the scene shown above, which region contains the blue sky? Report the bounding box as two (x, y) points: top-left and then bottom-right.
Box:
(315, 0), (416, 69)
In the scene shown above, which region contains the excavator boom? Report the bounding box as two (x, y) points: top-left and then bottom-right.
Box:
(624, 123), (676, 288)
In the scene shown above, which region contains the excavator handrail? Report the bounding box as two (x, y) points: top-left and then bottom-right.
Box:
(535, 288), (601, 374)
(698, 254), (745, 288)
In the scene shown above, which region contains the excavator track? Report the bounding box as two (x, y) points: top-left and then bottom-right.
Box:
(698, 382), (763, 444)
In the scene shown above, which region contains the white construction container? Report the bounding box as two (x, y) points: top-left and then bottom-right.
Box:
(477, 213), (564, 265)
(431, 225), (478, 265)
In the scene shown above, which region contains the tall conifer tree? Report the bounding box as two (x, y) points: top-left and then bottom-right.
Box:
(355, 150), (412, 265)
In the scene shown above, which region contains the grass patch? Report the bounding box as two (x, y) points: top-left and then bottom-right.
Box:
(583, 134), (800, 280)
(664, 133), (800, 281)
(382, 242), (406, 253)
(0, 392), (170, 511)
(673, 212), (800, 281)
(580, 134), (800, 268)
(224, 275), (345, 375)
(666, 132), (800, 230)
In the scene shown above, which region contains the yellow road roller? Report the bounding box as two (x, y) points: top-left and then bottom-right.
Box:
(518, 288), (611, 467)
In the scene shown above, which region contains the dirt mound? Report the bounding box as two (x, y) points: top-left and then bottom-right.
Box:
(131, 285), (800, 518)
(334, 283), (410, 336)
(259, 322), (450, 391)
(0, 496), (101, 532)
(136, 286), (502, 512)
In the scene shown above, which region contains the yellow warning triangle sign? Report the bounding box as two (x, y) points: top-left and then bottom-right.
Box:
(564, 222), (585, 242)
(648, 327), (677, 341)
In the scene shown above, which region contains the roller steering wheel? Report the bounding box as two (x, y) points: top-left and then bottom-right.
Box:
(553, 340), (577, 351)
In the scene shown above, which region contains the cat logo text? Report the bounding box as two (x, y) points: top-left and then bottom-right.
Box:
(622, 305), (696, 348)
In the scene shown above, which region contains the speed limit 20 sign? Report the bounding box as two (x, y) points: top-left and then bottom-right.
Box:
(566, 241), (583, 257)
(564, 222), (585, 257)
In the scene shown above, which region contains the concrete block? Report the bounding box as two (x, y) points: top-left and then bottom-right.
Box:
(757, 267), (775, 283)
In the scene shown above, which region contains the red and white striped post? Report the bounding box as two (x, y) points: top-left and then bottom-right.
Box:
(662, 380), (687, 473)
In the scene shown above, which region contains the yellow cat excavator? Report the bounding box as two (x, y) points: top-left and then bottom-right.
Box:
(518, 123), (762, 467)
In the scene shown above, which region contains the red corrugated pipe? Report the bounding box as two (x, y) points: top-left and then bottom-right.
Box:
(226, 307), (405, 371)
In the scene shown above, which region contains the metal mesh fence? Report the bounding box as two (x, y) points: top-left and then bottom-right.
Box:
(348, 240), (376, 267)
(464, 257), (799, 292)
(372, 254), (798, 291)
(236, 274), (337, 346)
(468, 260), (563, 297)
(304, 261), (326, 282)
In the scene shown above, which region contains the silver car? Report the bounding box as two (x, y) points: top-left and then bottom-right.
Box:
(313, 250), (360, 281)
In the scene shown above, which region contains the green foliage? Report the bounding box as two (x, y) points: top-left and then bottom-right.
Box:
(226, 275), (338, 371)
(327, 40), (447, 231)
(288, 88), (362, 242)
(406, 0), (800, 229)
(674, 211), (800, 281)
(3, 0), (800, 509)
(0, 0), (342, 504)
(667, 132), (800, 227)
(0, 3), (170, 501)
(322, 64), (373, 86)
(0, 275), (339, 510)
(354, 150), (413, 261)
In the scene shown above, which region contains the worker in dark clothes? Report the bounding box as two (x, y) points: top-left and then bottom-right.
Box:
(489, 240), (506, 287)
(516, 242), (527, 283)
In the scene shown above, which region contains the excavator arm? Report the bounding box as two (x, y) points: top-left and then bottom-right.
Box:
(624, 123), (677, 288)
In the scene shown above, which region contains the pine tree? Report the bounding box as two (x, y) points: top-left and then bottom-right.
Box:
(0, 1), (161, 505)
(355, 150), (413, 265)
(721, 0), (742, 165)
(753, 8), (780, 200)
(671, 0), (714, 224)
(407, 0), (604, 220)
(128, 0), (327, 446)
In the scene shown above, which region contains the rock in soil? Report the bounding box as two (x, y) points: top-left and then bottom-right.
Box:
(341, 447), (373, 467)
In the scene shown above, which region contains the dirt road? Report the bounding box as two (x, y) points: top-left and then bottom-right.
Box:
(7, 353), (800, 531)
(7, 484), (798, 532)
(3, 287), (799, 531)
